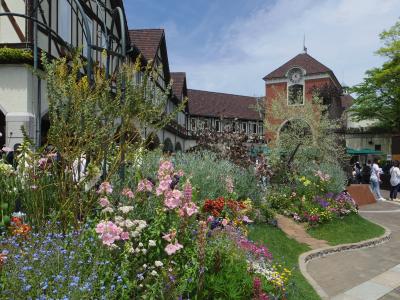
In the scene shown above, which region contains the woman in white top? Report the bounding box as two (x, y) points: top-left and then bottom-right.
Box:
(370, 158), (385, 201)
(390, 160), (400, 201)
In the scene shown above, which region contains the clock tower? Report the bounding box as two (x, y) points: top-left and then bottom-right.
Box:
(263, 52), (342, 144)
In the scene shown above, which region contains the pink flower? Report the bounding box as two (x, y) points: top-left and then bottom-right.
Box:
(164, 190), (182, 209)
(95, 221), (123, 246)
(120, 232), (130, 240)
(137, 179), (153, 192)
(156, 178), (172, 196)
(207, 216), (214, 223)
(98, 181), (113, 194)
(38, 157), (48, 169)
(183, 181), (192, 203)
(242, 215), (253, 223)
(165, 242), (183, 255)
(162, 231), (176, 242)
(158, 160), (174, 179)
(99, 197), (110, 207)
(121, 188), (134, 198)
(221, 219), (228, 226)
(180, 202), (198, 217)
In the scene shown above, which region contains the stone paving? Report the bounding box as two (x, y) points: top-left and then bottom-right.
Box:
(275, 214), (329, 249)
(306, 197), (400, 299)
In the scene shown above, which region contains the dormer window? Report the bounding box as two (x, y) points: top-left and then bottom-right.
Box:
(287, 67), (305, 105)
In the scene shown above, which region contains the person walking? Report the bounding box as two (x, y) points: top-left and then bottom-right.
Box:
(370, 158), (385, 201)
(389, 160), (400, 201)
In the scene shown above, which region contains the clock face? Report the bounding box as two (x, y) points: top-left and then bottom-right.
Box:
(288, 69), (303, 83)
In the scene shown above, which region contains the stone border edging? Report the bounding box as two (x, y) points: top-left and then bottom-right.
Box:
(298, 220), (392, 300)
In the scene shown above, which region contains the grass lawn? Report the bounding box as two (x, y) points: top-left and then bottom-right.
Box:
(307, 213), (385, 246)
(249, 224), (321, 300)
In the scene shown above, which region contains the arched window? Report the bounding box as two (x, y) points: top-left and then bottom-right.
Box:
(163, 138), (174, 153)
(175, 142), (182, 152)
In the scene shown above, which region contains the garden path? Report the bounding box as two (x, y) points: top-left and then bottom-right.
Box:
(306, 200), (400, 299)
(276, 214), (329, 249)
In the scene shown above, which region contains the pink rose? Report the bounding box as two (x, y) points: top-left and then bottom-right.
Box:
(98, 181), (113, 194)
(137, 179), (153, 192)
(221, 219), (228, 226)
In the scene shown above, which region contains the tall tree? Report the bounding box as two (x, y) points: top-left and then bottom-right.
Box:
(349, 20), (400, 131)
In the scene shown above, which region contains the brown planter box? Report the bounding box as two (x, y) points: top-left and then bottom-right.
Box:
(347, 184), (376, 206)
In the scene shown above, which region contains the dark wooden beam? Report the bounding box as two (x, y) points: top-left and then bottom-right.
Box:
(1, 0), (26, 42)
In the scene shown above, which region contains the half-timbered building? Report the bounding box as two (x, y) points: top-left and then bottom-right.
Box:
(0, 0), (128, 147)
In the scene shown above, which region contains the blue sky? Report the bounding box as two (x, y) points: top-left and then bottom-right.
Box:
(125, 0), (400, 96)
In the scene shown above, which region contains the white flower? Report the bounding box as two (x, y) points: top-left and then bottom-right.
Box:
(119, 206), (134, 214)
(138, 242), (144, 248)
(151, 270), (158, 276)
(148, 240), (156, 247)
(141, 249), (147, 254)
(101, 207), (114, 214)
(131, 231), (140, 238)
(115, 216), (124, 222)
(12, 212), (26, 218)
(143, 264), (147, 269)
(135, 248), (140, 253)
(124, 219), (134, 228)
(155, 261), (163, 267)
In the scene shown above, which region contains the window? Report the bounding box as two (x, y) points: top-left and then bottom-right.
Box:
(375, 144), (382, 151)
(215, 120), (221, 132)
(58, 0), (71, 44)
(82, 13), (93, 57)
(242, 123), (247, 133)
(258, 123), (263, 135)
(191, 119), (196, 131)
(253, 123), (257, 134)
(288, 84), (304, 105)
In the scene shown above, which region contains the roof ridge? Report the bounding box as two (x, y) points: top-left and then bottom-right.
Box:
(188, 89), (257, 99)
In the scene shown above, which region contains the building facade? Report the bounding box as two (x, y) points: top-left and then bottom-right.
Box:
(187, 89), (265, 149)
(263, 51), (344, 144)
(0, 1), (192, 151)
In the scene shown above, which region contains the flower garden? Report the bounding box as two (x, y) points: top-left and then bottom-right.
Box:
(0, 56), (385, 300)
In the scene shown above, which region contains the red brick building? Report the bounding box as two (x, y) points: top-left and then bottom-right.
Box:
(263, 51), (343, 143)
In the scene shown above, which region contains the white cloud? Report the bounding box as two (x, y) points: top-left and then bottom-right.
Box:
(169, 0), (400, 96)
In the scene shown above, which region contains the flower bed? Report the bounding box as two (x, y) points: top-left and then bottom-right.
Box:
(0, 157), (291, 299)
(267, 170), (358, 226)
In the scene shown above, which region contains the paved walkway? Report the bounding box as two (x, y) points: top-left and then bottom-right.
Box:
(276, 214), (329, 249)
(306, 200), (400, 299)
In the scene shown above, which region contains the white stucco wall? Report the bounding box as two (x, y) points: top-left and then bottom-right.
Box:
(346, 133), (392, 156)
(0, 65), (48, 147)
(0, 0), (26, 43)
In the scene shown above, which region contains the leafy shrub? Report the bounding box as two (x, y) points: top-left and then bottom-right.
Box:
(0, 47), (33, 64)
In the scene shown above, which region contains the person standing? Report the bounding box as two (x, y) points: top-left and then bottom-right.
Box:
(389, 161), (400, 201)
(370, 158), (385, 201)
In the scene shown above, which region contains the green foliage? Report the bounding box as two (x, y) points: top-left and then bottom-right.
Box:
(203, 236), (253, 299)
(349, 20), (400, 131)
(0, 47), (33, 64)
(249, 224), (320, 300)
(138, 150), (264, 205)
(307, 213), (385, 245)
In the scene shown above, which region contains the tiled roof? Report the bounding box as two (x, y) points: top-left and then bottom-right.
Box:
(188, 89), (262, 121)
(128, 29), (164, 61)
(170, 72), (186, 100)
(341, 94), (354, 109)
(263, 53), (332, 80)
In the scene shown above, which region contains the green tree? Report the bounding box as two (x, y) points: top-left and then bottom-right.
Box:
(349, 20), (400, 131)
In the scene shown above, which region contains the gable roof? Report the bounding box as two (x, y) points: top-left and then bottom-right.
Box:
(263, 53), (332, 80)
(170, 72), (186, 100)
(128, 29), (164, 61)
(188, 89), (262, 121)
